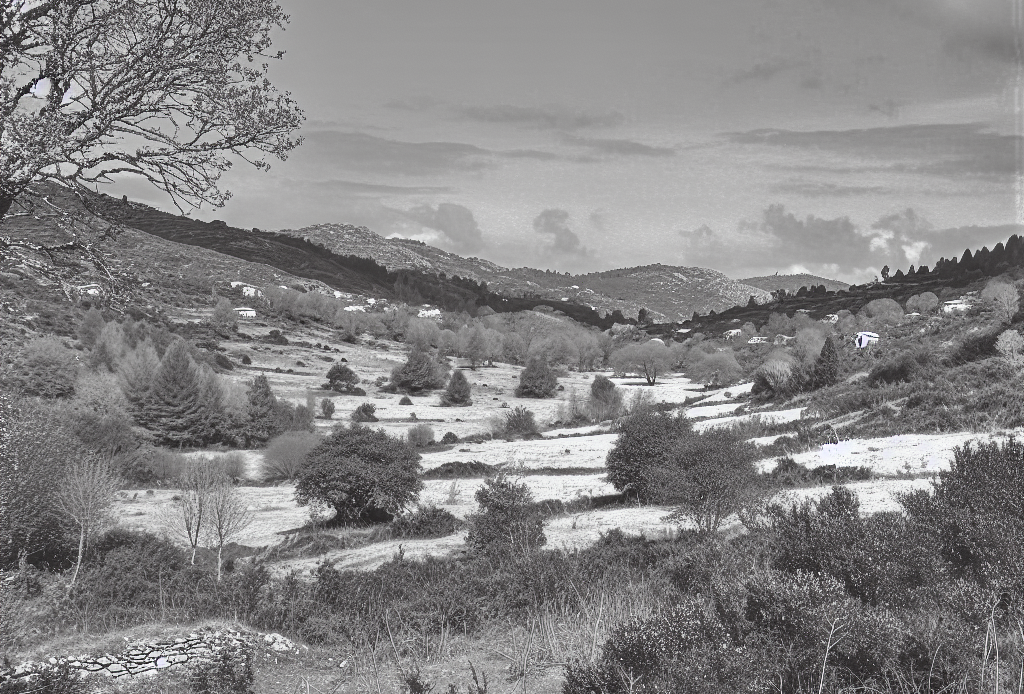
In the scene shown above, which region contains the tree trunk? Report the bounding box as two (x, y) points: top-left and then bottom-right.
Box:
(190, 544), (197, 565)
(0, 196), (12, 219)
(69, 526), (85, 589)
(216, 543), (223, 582)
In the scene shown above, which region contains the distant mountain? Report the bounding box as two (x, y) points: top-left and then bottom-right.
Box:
(283, 224), (772, 321)
(739, 273), (850, 294)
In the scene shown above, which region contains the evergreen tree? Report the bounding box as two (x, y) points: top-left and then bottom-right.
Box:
(244, 374), (279, 447)
(134, 339), (222, 447)
(78, 308), (106, 349)
(515, 358), (558, 398)
(813, 335), (840, 388)
(440, 369), (472, 406)
(390, 347), (448, 392)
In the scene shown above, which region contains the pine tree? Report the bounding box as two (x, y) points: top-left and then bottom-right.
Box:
(813, 335), (840, 388)
(440, 369), (472, 406)
(134, 340), (221, 447)
(244, 374), (279, 447)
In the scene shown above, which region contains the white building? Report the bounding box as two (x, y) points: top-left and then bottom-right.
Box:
(234, 307), (256, 319)
(854, 331), (879, 348)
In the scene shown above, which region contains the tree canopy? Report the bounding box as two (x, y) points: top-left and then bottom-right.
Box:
(1, 0), (304, 218)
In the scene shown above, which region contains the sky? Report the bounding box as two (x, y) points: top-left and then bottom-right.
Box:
(113, 0), (1024, 283)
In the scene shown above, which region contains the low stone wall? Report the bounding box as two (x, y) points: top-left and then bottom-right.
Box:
(0, 628), (299, 684)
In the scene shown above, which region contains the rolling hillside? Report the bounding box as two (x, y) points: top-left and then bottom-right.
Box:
(740, 273), (850, 294)
(284, 224), (772, 321)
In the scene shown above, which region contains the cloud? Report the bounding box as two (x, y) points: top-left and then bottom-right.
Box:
(400, 203), (485, 253)
(726, 123), (1021, 179)
(562, 134), (675, 157)
(303, 179), (454, 196)
(301, 131), (493, 176)
(383, 96), (441, 112)
(533, 209), (589, 257)
(871, 209), (1023, 266)
(725, 59), (799, 85)
(456, 104), (625, 130)
(772, 181), (895, 197)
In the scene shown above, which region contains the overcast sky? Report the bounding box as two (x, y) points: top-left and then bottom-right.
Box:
(116, 0), (1023, 283)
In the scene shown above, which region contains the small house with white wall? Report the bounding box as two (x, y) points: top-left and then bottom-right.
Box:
(418, 308), (442, 319)
(774, 334), (796, 345)
(821, 314), (839, 324)
(942, 299), (971, 313)
(75, 283), (102, 296)
(234, 307), (256, 319)
(748, 336), (769, 344)
(854, 331), (879, 348)
(723, 329), (742, 340)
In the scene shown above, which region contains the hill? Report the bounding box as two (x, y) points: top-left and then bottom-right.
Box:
(740, 273), (850, 294)
(284, 224), (772, 321)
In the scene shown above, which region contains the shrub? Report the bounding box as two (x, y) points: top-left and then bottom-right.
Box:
(500, 406), (537, 436)
(995, 329), (1024, 368)
(186, 642), (256, 694)
(0, 662), (90, 693)
(515, 358), (558, 398)
(77, 307), (106, 348)
(214, 451), (247, 480)
(588, 374), (624, 421)
(351, 402), (378, 422)
(867, 351), (929, 387)
(390, 347), (448, 392)
(948, 327), (1003, 365)
(7, 335), (79, 398)
(752, 359), (793, 396)
(980, 280), (1020, 324)
(391, 505), (463, 538)
(901, 438), (1024, 589)
(399, 395), (413, 405)
(660, 428), (766, 533)
(323, 363), (359, 392)
(440, 431), (459, 445)
(605, 411), (693, 501)
(439, 369), (472, 406)
(211, 298), (237, 330)
(407, 423), (435, 447)
(564, 600), (755, 694)
(263, 431), (321, 481)
(421, 460), (497, 479)
(295, 424), (423, 523)
(319, 397), (335, 419)
(685, 349), (743, 387)
(466, 473), (546, 558)
(861, 297), (904, 325)
(905, 291), (939, 314)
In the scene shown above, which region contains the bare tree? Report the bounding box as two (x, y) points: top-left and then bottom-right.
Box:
(161, 457), (217, 564)
(54, 456), (122, 588)
(1, 0), (304, 294)
(981, 281), (1021, 325)
(205, 479), (252, 581)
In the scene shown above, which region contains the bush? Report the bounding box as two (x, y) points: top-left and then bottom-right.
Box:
(752, 359), (793, 397)
(996, 329), (1024, 368)
(905, 292), (939, 314)
(0, 662), (90, 693)
(861, 297), (904, 324)
(421, 460), (497, 479)
(948, 327), (1003, 365)
(263, 431), (321, 481)
(901, 437), (1024, 589)
(660, 428), (766, 533)
(7, 335), (79, 398)
(440, 431), (459, 445)
(407, 423), (435, 447)
(324, 363), (359, 392)
(587, 374), (623, 422)
(390, 347), (448, 392)
(295, 424), (423, 523)
(439, 369), (472, 406)
(399, 395), (413, 405)
(812, 335), (839, 388)
(186, 642), (255, 694)
(500, 406), (537, 436)
(320, 397), (335, 419)
(351, 402), (378, 422)
(390, 505), (463, 538)
(564, 599), (755, 694)
(515, 358), (558, 398)
(867, 351), (930, 387)
(605, 411), (693, 501)
(466, 473), (546, 558)
(687, 350), (743, 387)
